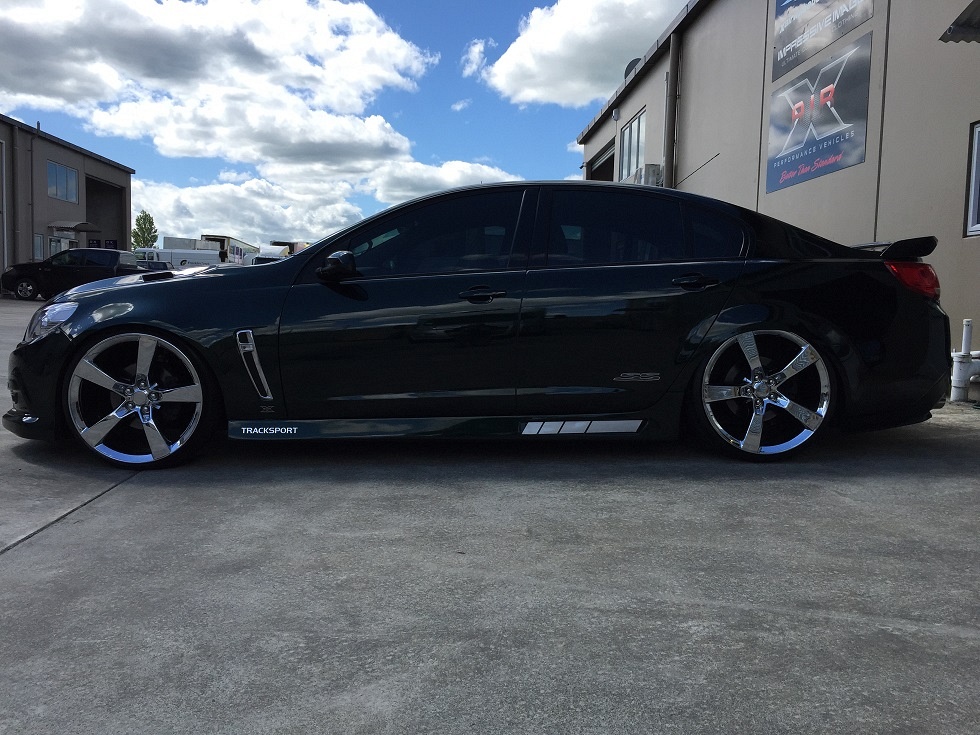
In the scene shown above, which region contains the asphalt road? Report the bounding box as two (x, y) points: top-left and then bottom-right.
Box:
(1, 294), (978, 734)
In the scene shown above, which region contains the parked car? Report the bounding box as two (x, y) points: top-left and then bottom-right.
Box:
(3, 182), (951, 468)
(136, 259), (175, 271)
(2, 248), (145, 301)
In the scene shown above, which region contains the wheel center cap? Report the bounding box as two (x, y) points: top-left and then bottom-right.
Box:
(133, 390), (150, 407)
(752, 381), (770, 399)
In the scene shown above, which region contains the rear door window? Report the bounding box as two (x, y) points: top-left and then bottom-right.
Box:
(546, 189), (685, 266)
(684, 205), (746, 259)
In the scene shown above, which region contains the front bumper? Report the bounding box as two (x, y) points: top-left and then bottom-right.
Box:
(3, 330), (74, 441)
(2, 408), (50, 440)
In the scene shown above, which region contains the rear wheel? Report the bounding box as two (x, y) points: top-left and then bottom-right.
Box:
(692, 330), (833, 458)
(64, 331), (215, 468)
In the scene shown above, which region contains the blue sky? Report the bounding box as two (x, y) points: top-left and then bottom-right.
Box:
(0, 0), (687, 246)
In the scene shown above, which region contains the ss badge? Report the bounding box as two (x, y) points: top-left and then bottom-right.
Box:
(614, 372), (661, 382)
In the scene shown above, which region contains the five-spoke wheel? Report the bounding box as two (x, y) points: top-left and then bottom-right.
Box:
(65, 332), (212, 467)
(694, 330), (832, 457)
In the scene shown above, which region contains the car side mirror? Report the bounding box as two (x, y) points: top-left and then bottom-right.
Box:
(316, 251), (358, 281)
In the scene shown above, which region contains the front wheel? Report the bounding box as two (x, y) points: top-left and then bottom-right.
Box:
(691, 330), (833, 459)
(13, 277), (39, 300)
(64, 331), (216, 468)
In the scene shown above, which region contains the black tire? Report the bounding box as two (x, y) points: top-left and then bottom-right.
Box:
(690, 329), (833, 459)
(63, 331), (218, 468)
(13, 277), (39, 300)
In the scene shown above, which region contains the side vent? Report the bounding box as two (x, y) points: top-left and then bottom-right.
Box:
(236, 330), (274, 400)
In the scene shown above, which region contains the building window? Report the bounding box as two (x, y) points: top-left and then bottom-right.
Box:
(618, 110), (646, 182)
(968, 122), (980, 236)
(47, 161), (78, 203)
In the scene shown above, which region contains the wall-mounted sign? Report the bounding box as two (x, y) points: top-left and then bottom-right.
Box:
(88, 239), (101, 248)
(766, 33), (872, 194)
(773, 0), (873, 80)
(104, 240), (118, 249)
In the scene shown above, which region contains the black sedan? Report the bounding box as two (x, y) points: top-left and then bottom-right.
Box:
(2, 248), (146, 300)
(3, 182), (951, 468)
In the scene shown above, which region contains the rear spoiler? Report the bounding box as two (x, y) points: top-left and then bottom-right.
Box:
(852, 235), (937, 259)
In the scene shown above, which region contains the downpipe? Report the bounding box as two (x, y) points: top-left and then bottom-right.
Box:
(950, 318), (980, 402)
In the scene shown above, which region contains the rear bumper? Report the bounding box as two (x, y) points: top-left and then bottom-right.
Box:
(841, 304), (951, 431)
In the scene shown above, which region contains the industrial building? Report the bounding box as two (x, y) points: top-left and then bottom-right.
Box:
(578, 0), (980, 337)
(0, 113), (134, 271)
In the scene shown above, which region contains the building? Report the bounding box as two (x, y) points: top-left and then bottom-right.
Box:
(0, 113), (134, 271)
(578, 0), (980, 338)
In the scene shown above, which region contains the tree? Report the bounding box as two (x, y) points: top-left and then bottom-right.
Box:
(132, 209), (159, 249)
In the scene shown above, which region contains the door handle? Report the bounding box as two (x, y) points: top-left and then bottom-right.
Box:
(458, 286), (507, 304)
(671, 273), (720, 291)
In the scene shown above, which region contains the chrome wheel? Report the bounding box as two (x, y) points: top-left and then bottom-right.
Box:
(66, 332), (207, 466)
(698, 330), (832, 456)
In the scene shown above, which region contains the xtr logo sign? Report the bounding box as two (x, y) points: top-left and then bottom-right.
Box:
(777, 47), (858, 157)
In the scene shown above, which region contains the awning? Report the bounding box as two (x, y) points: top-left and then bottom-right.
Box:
(48, 221), (101, 232)
(941, 0), (980, 41)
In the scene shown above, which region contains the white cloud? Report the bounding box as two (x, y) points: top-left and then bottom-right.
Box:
(366, 161), (520, 206)
(451, 99), (472, 112)
(0, 0), (684, 245)
(474, 0), (688, 108)
(461, 38), (496, 78)
(131, 176), (363, 245)
(0, 0), (524, 245)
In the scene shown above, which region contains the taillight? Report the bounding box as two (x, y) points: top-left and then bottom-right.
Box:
(885, 261), (940, 300)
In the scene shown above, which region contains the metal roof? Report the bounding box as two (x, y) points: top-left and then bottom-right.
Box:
(49, 221), (102, 232)
(0, 113), (136, 174)
(941, 0), (980, 41)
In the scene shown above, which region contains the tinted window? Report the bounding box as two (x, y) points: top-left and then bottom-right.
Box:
(117, 251), (138, 267)
(349, 190), (524, 276)
(684, 205), (745, 259)
(84, 251), (114, 267)
(50, 251), (84, 267)
(744, 211), (844, 258)
(547, 189), (685, 266)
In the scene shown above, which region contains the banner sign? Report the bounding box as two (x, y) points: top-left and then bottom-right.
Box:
(766, 33), (872, 193)
(773, 0), (873, 79)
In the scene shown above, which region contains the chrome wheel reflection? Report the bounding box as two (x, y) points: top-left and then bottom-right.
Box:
(67, 333), (204, 465)
(701, 330), (831, 455)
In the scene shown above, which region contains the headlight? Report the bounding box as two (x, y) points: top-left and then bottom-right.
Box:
(24, 302), (78, 342)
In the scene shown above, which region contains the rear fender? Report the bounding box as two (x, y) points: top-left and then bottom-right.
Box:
(671, 302), (856, 423)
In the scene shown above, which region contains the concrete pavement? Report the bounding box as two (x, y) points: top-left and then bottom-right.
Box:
(1, 294), (978, 734)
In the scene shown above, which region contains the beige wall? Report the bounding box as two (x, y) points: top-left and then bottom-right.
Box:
(673, 0), (770, 209)
(875, 1), (980, 340)
(581, 0), (980, 334)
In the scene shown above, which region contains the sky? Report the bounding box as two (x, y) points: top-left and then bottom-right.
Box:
(0, 0), (688, 247)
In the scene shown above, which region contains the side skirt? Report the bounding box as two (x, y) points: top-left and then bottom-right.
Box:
(228, 417), (649, 441)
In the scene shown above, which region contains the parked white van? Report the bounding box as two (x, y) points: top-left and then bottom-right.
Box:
(134, 248), (223, 268)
